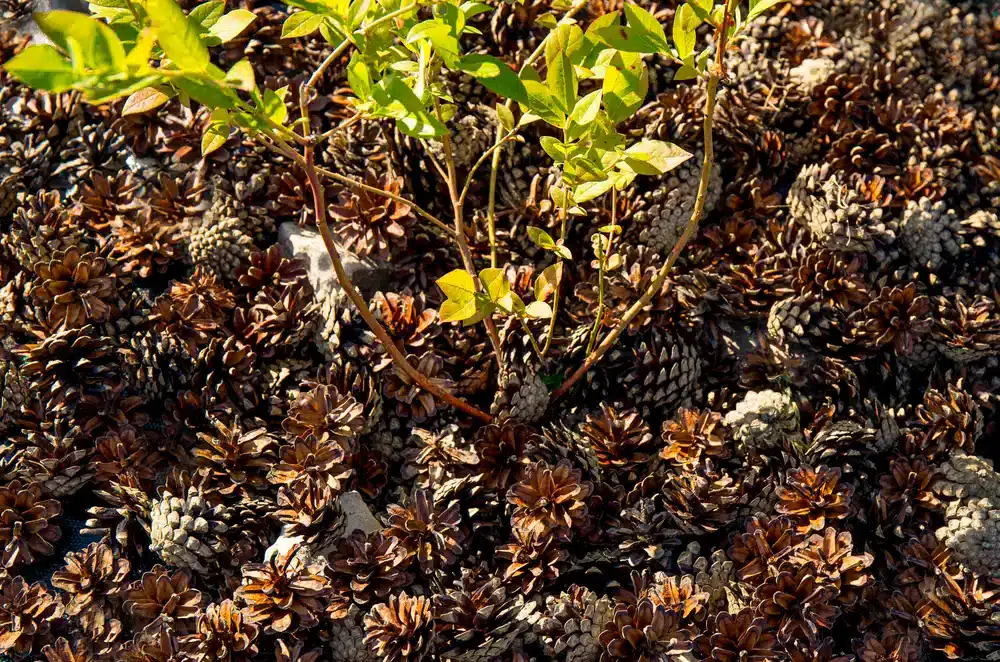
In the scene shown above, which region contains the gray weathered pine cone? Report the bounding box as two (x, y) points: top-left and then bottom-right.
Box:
(900, 197), (964, 272)
(632, 150), (722, 254)
(723, 389), (801, 459)
(623, 330), (701, 419)
(535, 586), (613, 662)
(149, 484), (232, 575)
(933, 452), (1000, 576)
(490, 360), (549, 425)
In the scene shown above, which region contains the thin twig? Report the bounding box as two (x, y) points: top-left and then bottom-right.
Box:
(540, 199), (568, 358)
(317, 112), (362, 143)
(434, 101), (505, 366)
(552, 4), (735, 401)
(458, 128), (517, 209)
(300, 137), (492, 422)
(313, 164), (456, 238)
(586, 187), (616, 355)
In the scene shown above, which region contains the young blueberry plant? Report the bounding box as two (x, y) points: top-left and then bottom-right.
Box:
(3, 0), (788, 419)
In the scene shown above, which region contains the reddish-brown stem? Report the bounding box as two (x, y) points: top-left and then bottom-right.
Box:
(301, 140), (492, 423)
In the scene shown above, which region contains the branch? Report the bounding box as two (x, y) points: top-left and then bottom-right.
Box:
(301, 140), (492, 422)
(552, 72), (721, 402)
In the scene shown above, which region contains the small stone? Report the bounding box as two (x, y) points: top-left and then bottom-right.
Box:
(278, 222), (390, 301)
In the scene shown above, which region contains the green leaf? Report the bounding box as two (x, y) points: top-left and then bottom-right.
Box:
(347, 55), (372, 100)
(552, 244), (573, 260)
(319, 19), (345, 44)
(545, 23), (585, 67)
(673, 63), (698, 80)
(397, 113), (447, 138)
(527, 226), (557, 249)
(672, 3), (698, 60)
(225, 59), (256, 91)
(208, 9), (256, 42)
(202, 108), (230, 155)
(496, 103), (514, 131)
(573, 177), (615, 203)
(347, 0), (371, 30)
(173, 74), (237, 108)
(2, 45), (78, 92)
(534, 263), (561, 302)
(458, 54), (527, 105)
(283, 11), (323, 38)
(568, 89), (602, 127)
(460, 1), (491, 19)
(602, 52), (646, 123)
(534, 13), (558, 29)
(463, 295), (497, 326)
(748, 0), (788, 20)
(440, 297), (478, 323)
(479, 267), (510, 303)
(34, 10), (125, 70)
(623, 2), (668, 52)
(525, 301), (553, 319)
(189, 0), (225, 28)
(262, 87), (288, 124)
(547, 52), (576, 115)
(539, 136), (567, 161)
(146, 0), (210, 72)
(520, 78), (563, 126)
(623, 139), (692, 175)
(437, 269), (477, 303)
(406, 20), (459, 60)
(122, 86), (170, 114)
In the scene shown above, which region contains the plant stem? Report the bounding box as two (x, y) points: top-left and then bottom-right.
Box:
(434, 102), (505, 367)
(458, 128), (517, 210)
(300, 139), (492, 422)
(540, 200), (568, 358)
(313, 164), (456, 238)
(485, 0), (590, 269)
(552, 72), (721, 402)
(586, 187), (616, 356)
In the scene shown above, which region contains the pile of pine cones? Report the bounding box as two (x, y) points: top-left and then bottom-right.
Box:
(2, 0), (1000, 659)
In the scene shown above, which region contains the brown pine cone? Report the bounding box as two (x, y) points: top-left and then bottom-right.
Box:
(508, 460), (593, 541)
(192, 417), (277, 495)
(283, 384), (365, 452)
(788, 528), (874, 608)
(597, 599), (691, 661)
(0, 479), (62, 568)
(580, 404), (657, 476)
(363, 592), (435, 662)
(659, 409), (729, 467)
(327, 531), (414, 605)
(28, 247), (117, 329)
(183, 599), (260, 662)
(51, 542), (130, 642)
(752, 563), (841, 644)
(434, 572), (533, 662)
(330, 169), (415, 260)
(123, 565), (204, 633)
(384, 488), (464, 574)
(0, 576), (64, 657)
(236, 545), (331, 634)
(693, 609), (779, 662)
(728, 516), (805, 587)
(268, 434), (352, 494)
(776, 465), (855, 534)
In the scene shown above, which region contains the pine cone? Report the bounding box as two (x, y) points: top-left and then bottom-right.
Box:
(875, 457), (941, 537)
(330, 169), (415, 260)
(776, 465), (854, 534)
(632, 150), (722, 254)
(434, 573), (533, 662)
(752, 563), (841, 644)
(692, 609), (778, 662)
(0, 576), (63, 657)
(622, 329), (701, 419)
(384, 351), (456, 422)
(580, 404), (657, 477)
(16, 424), (94, 497)
(848, 284), (931, 356)
(723, 389), (802, 459)
(183, 599), (260, 662)
(596, 599), (691, 661)
(190, 336), (258, 410)
(2, 190), (84, 271)
(28, 247), (117, 329)
(363, 592), (435, 662)
(899, 197), (964, 272)
(491, 359), (550, 425)
(933, 452), (1000, 576)
(268, 434), (352, 494)
(660, 409), (729, 467)
(0, 479), (61, 568)
(273, 482), (346, 553)
(384, 488), (464, 574)
(186, 214), (255, 282)
(912, 384), (982, 458)
(123, 565), (203, 633)
(51, 542), (129, 642)
(508, 459), (593, 541)
(473, 423), (540, 492)
(536, 585), (613, 662)
(236, 545), (331, 634)
(788, 528), (873, 608)
(192, 417), (277, 495)
(930, 293), (1000, 363)
(327, 531), (414, 605)
(283, 384), (364, 452)
(496, 527), (568, 595)
(728, 516), (805, 588)
(149, 482), (231, 575)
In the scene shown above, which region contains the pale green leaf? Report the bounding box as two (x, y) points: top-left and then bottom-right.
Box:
(672, 4), (698, 60)
(623, 139), (692, 175)
(458, 54), (527, 105)
(573, 177), (615, 203)
(602, 52), (646, 123)
(2, 45), (78, 92)
(440, 297), (478, 323)
(262, 87), (288, 124)
(346, 55), (372, 100)
(283, 11), (323, 38)
(209, 9), (255, 42)
(526, 226), (556, 249)
(480, 267), (510, 303)
(568, 89), (602, 127)
(520, 78), (563, 126)
(525, 301), (553, 319)
(189, 0), (224, 28)
(224, 58), (256, 91)
(623, 2), (668, 52)
(748, 0), (788, 21)
(146, 0), (210, 72)
(437, 269), (477, 303)
(34, 10), (126, 70)
(347, 0), (371, 29)
(547, 52), (576, 115)
(553, 244), (573, 260)
(121, 86), (170, 115)
(496, 103), (514, 131)
(673, 63), (698, 80)
(534, 263), (561, 302)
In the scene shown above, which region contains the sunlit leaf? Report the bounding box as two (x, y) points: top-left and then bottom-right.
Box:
(122, 86), (170, 114)
(2, 45), (78, 92)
